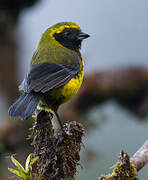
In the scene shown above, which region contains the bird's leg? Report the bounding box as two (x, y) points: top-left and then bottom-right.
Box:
(54, 110), (63, 129)
(48, 111), (54, 119)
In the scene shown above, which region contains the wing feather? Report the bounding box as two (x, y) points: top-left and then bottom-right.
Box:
(41, 74), (72, 93)
(30, 69), (66, 91)
(21, 62), (78, 93)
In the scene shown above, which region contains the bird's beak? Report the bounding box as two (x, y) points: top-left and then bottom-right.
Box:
(77, 32), (90, 40)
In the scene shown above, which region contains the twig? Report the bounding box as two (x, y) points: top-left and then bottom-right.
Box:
(131, 139), (148, 171)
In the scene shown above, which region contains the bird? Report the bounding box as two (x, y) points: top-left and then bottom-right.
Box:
(8, 22), (90, 127)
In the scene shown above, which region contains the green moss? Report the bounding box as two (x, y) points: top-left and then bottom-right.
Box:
(99, 151), (138, 180)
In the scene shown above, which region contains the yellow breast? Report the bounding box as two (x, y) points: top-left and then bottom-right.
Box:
(60, 63), (84, 104)
(39, 60), (84, 111)
(52, 60), (84, 104)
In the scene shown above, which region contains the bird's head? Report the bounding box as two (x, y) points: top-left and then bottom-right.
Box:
(42, 22), (90, 51)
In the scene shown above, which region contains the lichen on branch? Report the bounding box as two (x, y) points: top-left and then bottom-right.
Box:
(99, 151), (138, 180)
(30, 110), (85, 180)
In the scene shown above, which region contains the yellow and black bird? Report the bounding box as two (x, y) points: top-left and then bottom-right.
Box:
(8, 22), (89, 127)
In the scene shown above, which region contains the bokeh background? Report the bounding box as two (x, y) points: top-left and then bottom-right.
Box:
(0, 0), (148, 179)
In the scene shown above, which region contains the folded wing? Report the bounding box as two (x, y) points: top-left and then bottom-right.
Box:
(21, 62), (78, 93)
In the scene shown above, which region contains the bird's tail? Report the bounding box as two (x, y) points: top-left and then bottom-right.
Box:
(8, 92), (43, 120)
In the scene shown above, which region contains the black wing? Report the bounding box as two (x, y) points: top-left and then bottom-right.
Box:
(21, 62), (79, 93)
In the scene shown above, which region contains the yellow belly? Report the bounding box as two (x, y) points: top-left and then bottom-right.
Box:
(39, 61), (84, 111)
(55, 68), (84, 104)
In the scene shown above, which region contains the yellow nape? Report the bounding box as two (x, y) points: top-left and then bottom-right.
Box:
(49, 22), (81, 37)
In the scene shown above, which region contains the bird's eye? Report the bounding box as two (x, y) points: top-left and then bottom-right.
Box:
(63, 31), (71, 36)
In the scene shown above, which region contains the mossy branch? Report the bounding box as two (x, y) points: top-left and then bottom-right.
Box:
(99, 139), (148, 180)
(30, 110), (85, 180)
(99, 151), (139, 180)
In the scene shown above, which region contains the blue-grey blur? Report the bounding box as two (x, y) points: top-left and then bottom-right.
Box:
(4, 0), (148, 179)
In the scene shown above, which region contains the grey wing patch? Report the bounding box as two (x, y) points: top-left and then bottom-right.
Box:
(41, 73), (73, 93)
(20, 76), (30, 92)
(21, 62), (77, 93)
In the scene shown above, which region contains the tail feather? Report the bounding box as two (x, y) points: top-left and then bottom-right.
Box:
(8, 92), (43, 120)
